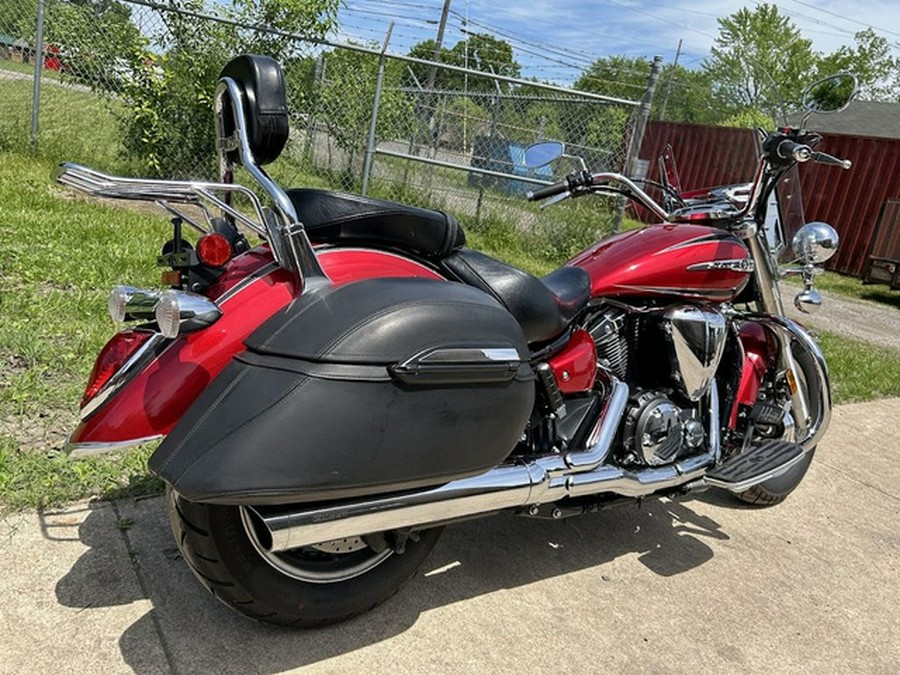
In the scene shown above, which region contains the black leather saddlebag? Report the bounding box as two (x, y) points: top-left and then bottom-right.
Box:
(149, 278), (535, 505)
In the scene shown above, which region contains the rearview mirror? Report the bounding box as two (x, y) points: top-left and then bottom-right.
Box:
(802, 74), (857, 114)
(524, 141), (564, 168)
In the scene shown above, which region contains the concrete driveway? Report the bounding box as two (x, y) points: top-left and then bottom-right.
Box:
(1, 397), (898, 674)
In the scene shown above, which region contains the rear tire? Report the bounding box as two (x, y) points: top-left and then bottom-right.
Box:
(166, 487), (443, 627)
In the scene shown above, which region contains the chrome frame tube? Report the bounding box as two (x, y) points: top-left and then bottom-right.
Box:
(213, 78), (329, 285)
(214, 79), (298, 228)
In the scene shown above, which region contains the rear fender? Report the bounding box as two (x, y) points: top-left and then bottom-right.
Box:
(67, 247), (443, 455)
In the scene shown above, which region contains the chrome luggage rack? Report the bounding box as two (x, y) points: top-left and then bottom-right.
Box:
(56, 64), (329, 287)
(55, 162), (270, 239)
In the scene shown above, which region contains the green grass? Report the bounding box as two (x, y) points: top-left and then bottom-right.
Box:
(0, 61), (62, 80)
(0, 77), (125, 170)
(818, 331), (900, 403)
(0, 438), (161, 513)
(0, 152), (170, 511)
(0, 153), (171, 413)
(812, 271), (900, 310)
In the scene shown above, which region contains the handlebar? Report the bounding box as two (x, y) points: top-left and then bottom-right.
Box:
(776, 139), (851, 169)
(777, 139), (813, 162)
(527, 181), (569, 201)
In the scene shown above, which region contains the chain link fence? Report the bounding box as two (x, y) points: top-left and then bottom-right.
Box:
(1, 0), (657, 255)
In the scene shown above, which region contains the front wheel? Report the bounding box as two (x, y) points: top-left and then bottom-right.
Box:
(166, 488), (443, 627)
(735, 333), (823, 507)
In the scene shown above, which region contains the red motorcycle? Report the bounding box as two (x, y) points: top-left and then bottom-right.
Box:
(58, 55), (855, 626)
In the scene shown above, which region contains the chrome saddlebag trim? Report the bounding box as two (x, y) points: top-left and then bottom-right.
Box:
(65, 434), (164, 458)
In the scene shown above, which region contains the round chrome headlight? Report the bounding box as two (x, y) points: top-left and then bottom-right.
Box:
(792, 221), (839, 263)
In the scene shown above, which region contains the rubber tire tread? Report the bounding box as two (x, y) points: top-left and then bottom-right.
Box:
(166, 487), (443, 627)
(735, 447), (815, 506)
(734, 331), (821, 508)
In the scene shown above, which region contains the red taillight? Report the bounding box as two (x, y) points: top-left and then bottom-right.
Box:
(81, 330), (153, 408)
(197, 233), (233, 267)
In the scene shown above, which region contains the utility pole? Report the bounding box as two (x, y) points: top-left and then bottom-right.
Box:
(658, 38), (682, 122)
(615, 55), (663, 231)
(421, 0), (451, 152)
(424, 0), (452, 96)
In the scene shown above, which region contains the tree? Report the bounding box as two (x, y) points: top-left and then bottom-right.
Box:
(818, 28), (900, 101)
(111, 0), (340, 177)
(406, 33), (519, 93)
(0, 0), (38, 40)
(317, 44), (413, 186)
(656, 66), (721, 125)
(575, 55), (651, 102)
(48, 0), (146, 90)
(703, 3), (817, 121)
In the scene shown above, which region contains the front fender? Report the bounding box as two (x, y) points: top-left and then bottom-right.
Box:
(739, 315), (832, 451)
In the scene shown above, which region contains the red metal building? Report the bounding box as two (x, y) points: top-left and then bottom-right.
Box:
(638, 120), (900, 277)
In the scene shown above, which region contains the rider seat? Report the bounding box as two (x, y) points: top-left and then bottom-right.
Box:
(287, 189), (590, 344)
(441, 249), (591, 344)
(287, 189), (466, 261)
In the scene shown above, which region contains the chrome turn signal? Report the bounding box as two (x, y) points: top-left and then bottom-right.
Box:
(794, 288), (822, 314)
(108, 285), (134, 323)
(108, 285), (162, 323)
(154, 290), (223, 339)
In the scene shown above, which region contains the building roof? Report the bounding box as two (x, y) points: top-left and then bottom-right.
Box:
(790, 100), (900, 139)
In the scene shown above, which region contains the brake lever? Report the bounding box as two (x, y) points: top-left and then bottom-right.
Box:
(810, 151), (852, 170)
(539, 191), (572, 210)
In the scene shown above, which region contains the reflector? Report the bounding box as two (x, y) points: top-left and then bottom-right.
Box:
(197, 233), (232, 267)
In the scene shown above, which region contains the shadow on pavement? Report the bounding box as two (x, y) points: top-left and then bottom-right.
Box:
(54, 495), (728, 673)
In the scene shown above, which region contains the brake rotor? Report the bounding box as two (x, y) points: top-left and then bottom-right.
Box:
(310, 536), (369, 554)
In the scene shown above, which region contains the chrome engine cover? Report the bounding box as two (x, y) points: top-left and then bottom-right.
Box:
(661, 305), (727, 401)
(622, 390), (705, 466)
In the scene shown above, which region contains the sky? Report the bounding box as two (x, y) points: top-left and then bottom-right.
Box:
(334, 0), (900, 84)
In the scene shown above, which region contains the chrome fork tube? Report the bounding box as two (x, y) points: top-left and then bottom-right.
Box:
(746, 227), (811, 430)
(746, 229), (784, 316)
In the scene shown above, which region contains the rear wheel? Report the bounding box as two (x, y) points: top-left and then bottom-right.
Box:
(166, 487), (443, 627)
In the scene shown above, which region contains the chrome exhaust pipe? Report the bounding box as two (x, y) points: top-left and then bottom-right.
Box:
(258, 380), (719, 552)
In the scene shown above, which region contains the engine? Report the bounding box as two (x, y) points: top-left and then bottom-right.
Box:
(620, 390), (706, 466)
(586, 302), (727, 467)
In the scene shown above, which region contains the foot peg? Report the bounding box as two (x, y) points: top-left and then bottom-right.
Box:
(704, 440), (805, 492)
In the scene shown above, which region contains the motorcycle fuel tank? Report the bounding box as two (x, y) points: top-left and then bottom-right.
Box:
(568, 223), (752, 302)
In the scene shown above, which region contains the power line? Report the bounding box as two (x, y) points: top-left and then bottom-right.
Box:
(787, 0), (900, 40)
